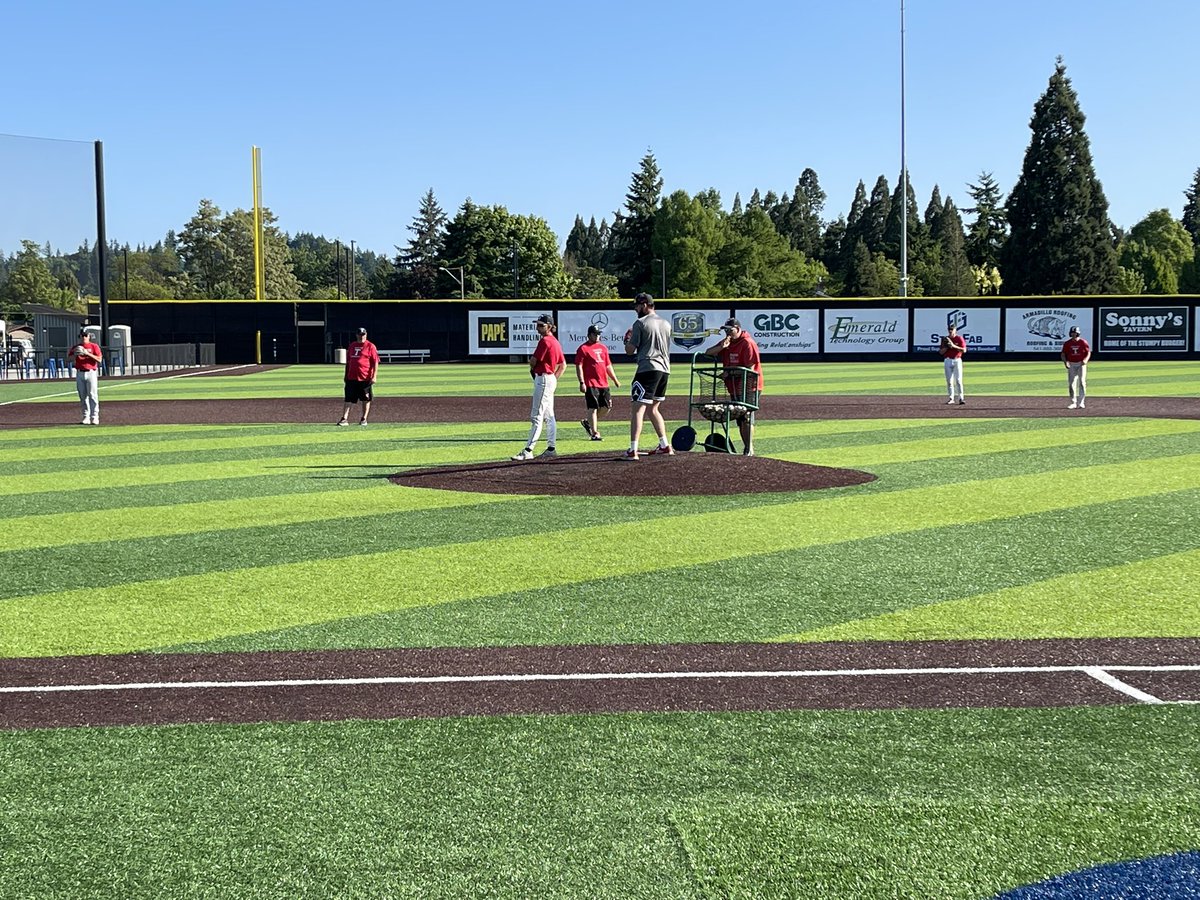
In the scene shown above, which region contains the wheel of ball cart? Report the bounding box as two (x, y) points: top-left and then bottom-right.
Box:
(671, 424), (697, 452)
(702, 432), (731, 453)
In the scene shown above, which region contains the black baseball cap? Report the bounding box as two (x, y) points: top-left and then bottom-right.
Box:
(79, 327), (90, 336)
(722, 317), (741, 333)
(356, 327), (367, 335)
(1069, 325), (1080, 335)
(633, 292), (653, 307)
(586, 324), (601, 336)
(536, 314), (554, 326)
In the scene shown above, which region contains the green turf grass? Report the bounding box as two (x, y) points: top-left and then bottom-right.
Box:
(1, 706), (1197, 899)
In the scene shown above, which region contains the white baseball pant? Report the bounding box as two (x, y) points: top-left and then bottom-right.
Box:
(1067, 362), (1087, 404)
(525, 373), (558, 449)
(944, 357), (964, 401)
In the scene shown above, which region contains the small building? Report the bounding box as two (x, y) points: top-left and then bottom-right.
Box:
(21, 304), (89, 354)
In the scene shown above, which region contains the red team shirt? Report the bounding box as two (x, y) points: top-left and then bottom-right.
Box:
(1062, 337), (1090, 362)
(73, 340), (102, 371)
(941, 334), (966, 359)
(345, 339), (379, 381)
(531, 333), (565, 375)
(574, 342), (613, 387)
(717, 332), (764, 394)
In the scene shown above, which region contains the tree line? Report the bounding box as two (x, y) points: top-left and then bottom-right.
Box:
(2, 60), (1198, 321)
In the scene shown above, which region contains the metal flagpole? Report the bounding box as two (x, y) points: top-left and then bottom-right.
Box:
(899, 0), (909, 299)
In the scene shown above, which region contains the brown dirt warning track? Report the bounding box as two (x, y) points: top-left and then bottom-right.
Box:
(3, 386), (1199, 729)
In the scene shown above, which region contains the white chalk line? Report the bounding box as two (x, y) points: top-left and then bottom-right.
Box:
(0, 365), (259, 407)
(3, 662), (1198, 704)
(1082, 667), (1165, 704)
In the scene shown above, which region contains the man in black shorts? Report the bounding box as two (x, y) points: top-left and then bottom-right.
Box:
(620, 293), (673, 460)
(575, 324), (621, 441)
(337, 327), (379, 426)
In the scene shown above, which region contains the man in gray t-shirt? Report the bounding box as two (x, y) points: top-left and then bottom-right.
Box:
(619, 293), (674, 460)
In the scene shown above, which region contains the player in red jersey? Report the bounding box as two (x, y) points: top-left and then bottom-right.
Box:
(512, 314), (567, 460)
(574, 324), (621, 441)
(703, 317), (763, 456)
(1061, 325), (1091, 409)
(71, 327), (103, 425)
(337, 327), (379, 426)
(940, 321), (967, 405)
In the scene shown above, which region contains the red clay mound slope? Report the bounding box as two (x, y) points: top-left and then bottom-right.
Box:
(390, 450), (875, 496)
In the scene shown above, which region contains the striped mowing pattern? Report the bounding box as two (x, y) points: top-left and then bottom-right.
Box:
(4, 360), (1200, 404)
(2, 402), (1199, 656)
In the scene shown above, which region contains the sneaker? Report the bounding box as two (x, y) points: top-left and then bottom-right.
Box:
(744, 448), (755, 457)
(617, 449), (639, 461)
(958, 399), (965, 405)
(81, 418), (91, 425)
(337, 420), (349, 426)
(946, 399), (956, 405)
(645, 444), (675, 456)
(539, 447), (557, 458)
(590, 433), (603, 441)
(1067, 401), (1077, 410)
(1079, 401), (1086, 409)
(359, 420), (368, 426)
(90, 418), (99, 425)
(581, 419), (594, 437)
(511, 448), (535, 461)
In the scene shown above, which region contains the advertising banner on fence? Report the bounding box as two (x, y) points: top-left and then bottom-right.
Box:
(733, 309), (819, 354)
(1004, 307), (1094, 352)
(662, 308), (729, 353)
(822, 308), (909, 353)
(468, 310), (545, 355)
(556, 309), (632, 356)
(1098, 306), (1189, 351)
(912, 307), (1000, 352)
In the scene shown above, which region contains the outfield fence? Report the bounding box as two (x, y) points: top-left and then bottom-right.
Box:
(0, 343), (215, 380)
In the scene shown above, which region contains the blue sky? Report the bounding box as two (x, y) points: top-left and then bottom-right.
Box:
(3, 0), (1197, 258)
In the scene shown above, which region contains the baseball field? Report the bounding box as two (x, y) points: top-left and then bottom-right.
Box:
(1, 359), (1198, 898)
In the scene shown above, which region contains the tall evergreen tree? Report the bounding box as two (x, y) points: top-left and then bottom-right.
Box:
(393, 188), (448, 299)
(924, 185), (944, 232)
(862, 175), (891, 254)
(606, 152), (663, 296)
(564, 215), (588, 266)
(835, 180), (869, 282)
(963, 172), (1008, 268)
(844, 238), (881, 297)
(780, 168), (826, 259)
(1182, 168), (1200, 250)
(937, 198), (975, 296)
(882, 172), (921, 262)
(1002, 60), (1118, 294)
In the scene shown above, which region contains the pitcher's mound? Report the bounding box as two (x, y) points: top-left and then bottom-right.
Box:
(389, 451), (875, 497)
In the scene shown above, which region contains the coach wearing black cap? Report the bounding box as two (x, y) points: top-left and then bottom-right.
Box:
(337, 327), (379, 425)
(703, 318), (763, 455)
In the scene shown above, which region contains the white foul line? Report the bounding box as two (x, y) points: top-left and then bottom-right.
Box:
(0, 365), (260, 406)
(1083, 667), (1165, 704)
(2, 662), (1197, 702)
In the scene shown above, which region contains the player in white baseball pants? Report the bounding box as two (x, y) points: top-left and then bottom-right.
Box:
(1066, 362), (1087, 407)
(525, 372), (558, 450)
(944, 356), (964, 403)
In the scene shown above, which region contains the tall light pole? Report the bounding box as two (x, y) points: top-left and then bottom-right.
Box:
(350, 240), (356, 301)
(899, 0), (909, 299)
(654, 258), (666, 299)
(439, 266), (465, 300)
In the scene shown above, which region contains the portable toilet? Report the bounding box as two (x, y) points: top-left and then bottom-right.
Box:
(108, 325), (132, 375)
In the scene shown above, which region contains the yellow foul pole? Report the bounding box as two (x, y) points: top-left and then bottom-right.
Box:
(252, 146), (265, 301)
